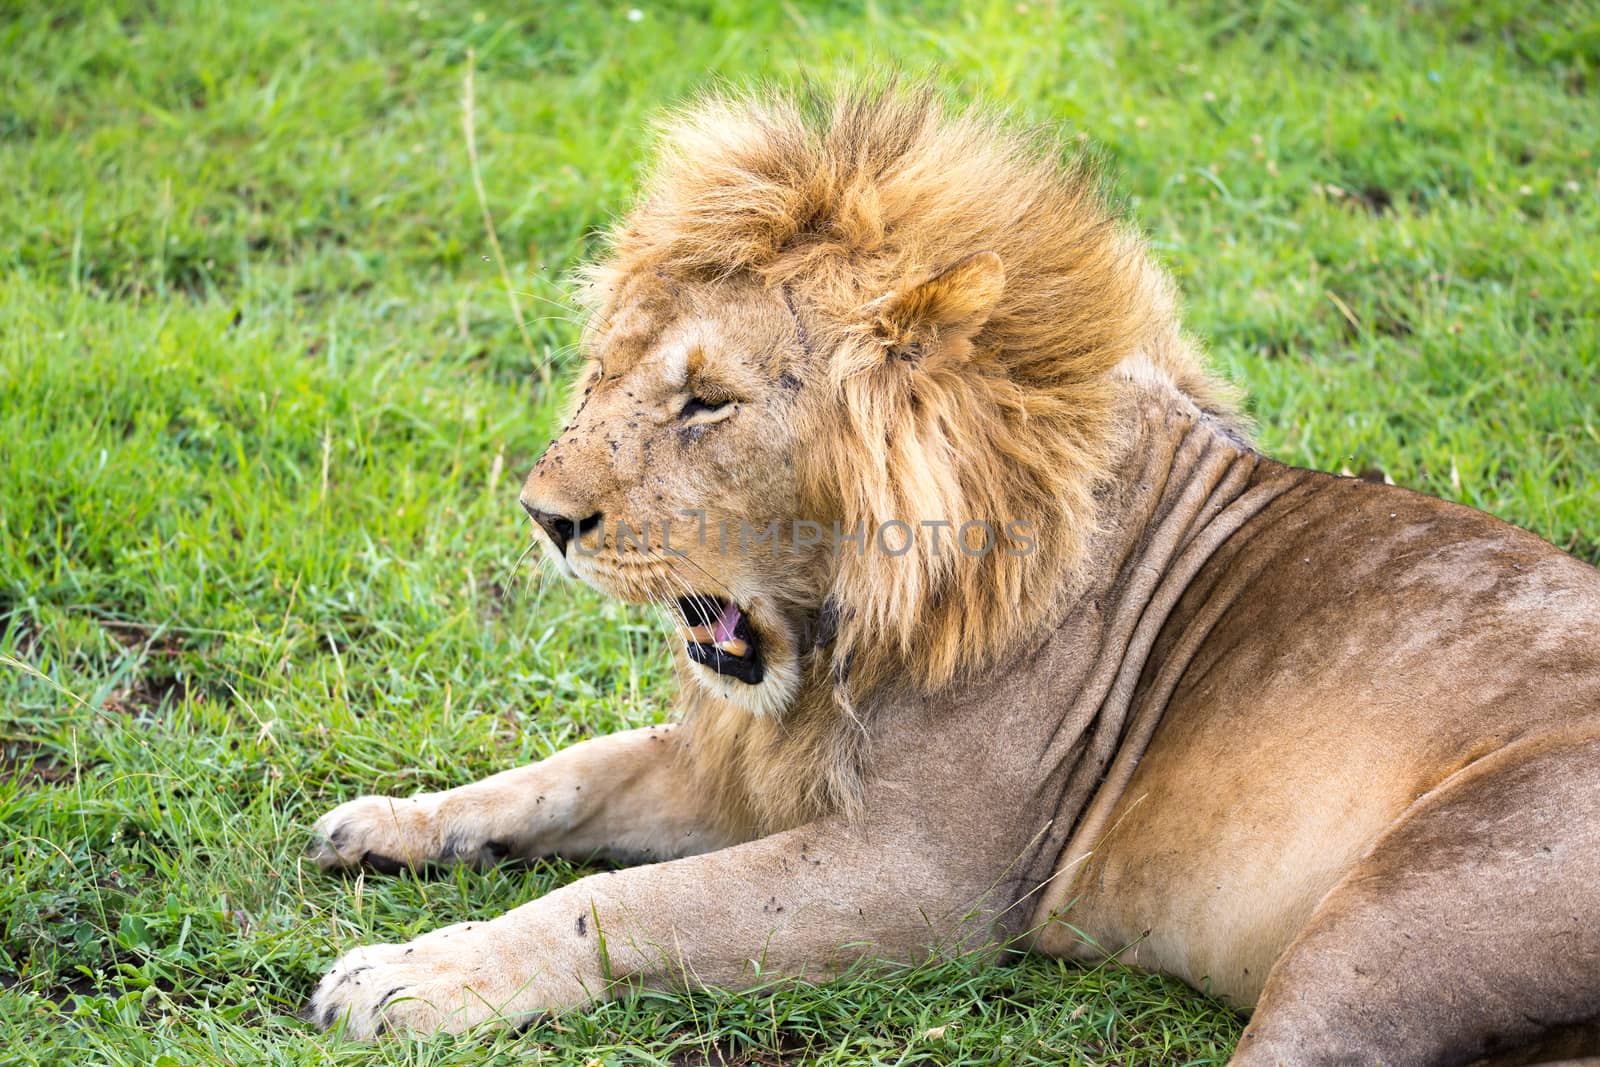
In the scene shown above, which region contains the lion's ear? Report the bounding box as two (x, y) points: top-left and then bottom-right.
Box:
(872, 251), (1005, 361)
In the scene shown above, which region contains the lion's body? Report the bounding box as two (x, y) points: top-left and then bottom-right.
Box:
(1042, 463), (1600, 1003)
(1032, 443), (1600, 1025)
(305, 86), (1600, 1063)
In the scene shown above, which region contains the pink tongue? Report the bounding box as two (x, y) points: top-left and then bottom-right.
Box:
(712, 601), (742, 644)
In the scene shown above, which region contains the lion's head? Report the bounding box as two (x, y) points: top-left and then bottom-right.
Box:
(521, 84), (1236, 729)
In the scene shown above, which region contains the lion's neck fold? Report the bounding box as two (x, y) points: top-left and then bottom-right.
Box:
(1000, 387), (1293, 934)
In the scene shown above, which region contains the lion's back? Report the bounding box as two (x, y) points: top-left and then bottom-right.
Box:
(1209, 465), (1600, 723)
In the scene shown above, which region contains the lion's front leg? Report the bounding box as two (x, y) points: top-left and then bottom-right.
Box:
(307, 724), (737, 873)
(309, 818), (993, 1037)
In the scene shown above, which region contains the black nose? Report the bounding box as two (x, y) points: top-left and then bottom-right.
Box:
(522, 502), (601, 555)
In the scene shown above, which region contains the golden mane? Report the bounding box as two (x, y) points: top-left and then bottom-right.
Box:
(586, 84), (1241, 829)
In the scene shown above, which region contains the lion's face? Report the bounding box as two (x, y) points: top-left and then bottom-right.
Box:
(520, 273), (825, 715)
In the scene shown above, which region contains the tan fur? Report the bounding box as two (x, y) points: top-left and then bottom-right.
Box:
(307, 86), (1600, 1063)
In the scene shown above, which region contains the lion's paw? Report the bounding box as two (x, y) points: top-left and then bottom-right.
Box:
(306, 922), (532, 1037)
(307, 795), (514, 874)
(306, 795), (434, 873)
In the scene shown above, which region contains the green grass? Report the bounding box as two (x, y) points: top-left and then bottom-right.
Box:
(1, 0), (1595, 1062)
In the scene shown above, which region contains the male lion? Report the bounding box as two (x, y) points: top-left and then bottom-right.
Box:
(306, 87), (1600, 1064)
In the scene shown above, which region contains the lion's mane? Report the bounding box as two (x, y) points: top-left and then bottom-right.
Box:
(584, 84), (1241, 831)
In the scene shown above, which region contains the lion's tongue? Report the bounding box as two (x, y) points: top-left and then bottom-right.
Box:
(712, 601), (743, 644)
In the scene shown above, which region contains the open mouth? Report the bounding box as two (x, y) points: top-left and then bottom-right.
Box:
(678, 594), (764, 685)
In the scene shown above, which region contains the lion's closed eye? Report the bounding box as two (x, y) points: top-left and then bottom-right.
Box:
(679, 394), (736, 425)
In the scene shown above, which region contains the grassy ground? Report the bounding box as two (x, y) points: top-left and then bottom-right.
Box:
(2, 1), (1595, 1063)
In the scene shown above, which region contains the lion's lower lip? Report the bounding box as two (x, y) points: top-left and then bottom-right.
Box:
(685, 639), (764, 683)
(679, 595), (764, 684)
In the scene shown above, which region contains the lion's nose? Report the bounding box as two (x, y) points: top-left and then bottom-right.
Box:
(521, 499), (601, 555)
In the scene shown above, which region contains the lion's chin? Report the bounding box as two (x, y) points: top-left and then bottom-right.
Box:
(686, 652), (800, 717)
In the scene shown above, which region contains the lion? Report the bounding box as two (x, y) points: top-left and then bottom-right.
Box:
(305, 86), (1600, 1064)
